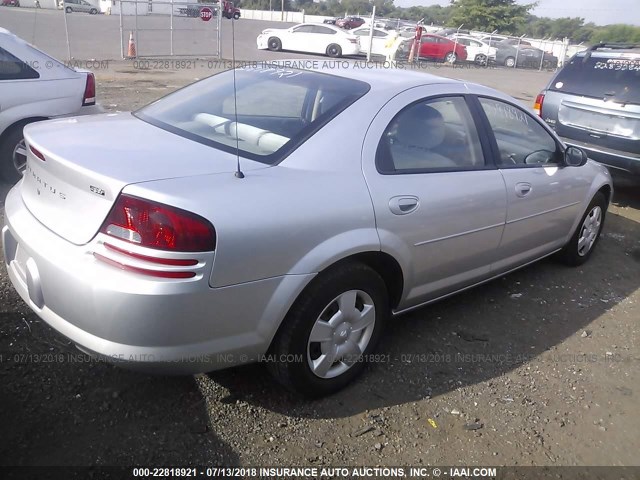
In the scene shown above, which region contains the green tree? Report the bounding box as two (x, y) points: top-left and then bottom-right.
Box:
(590, 24), (640, 43)
(448, 0), (535, 34)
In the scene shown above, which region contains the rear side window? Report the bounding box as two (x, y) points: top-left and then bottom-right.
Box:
(551, 55), (640, 105)
(0, 47), (39, 81)
(377, 96), (485, 173)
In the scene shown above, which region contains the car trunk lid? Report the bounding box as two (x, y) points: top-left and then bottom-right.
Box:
(21, 112), (263, 245)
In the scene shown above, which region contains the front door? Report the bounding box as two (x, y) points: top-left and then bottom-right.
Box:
(474, 96), (591, 272)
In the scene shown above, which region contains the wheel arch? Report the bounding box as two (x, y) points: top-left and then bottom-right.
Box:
(598, 183), (612, 205)
(264, 250), (405, 353)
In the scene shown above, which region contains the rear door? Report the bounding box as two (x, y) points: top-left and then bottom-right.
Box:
(419, 36), (438, 59)
(286, 25), (319, 53)
(542, 54), (640, 157)
(362, 86), (507, 308)
(475, 96), (591, 272)
(312, 25), (340, 53)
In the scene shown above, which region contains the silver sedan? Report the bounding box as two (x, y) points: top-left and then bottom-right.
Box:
(3, 63), (612, 397)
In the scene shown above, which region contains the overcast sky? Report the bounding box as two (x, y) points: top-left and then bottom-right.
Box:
(393, 0), (640, 26)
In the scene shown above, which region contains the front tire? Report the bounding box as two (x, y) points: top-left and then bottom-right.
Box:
(326, 43), (342, 58)
(0, 123), (29, 184)
(556, 192), (607, 266)
(505, 56), (516, 67)
(65, 6), (72, 13)
(233, 12), (240, 19)
(90, 8), (97, 14)
(267, 37), (281, 51)
(267, 262), (389, 397)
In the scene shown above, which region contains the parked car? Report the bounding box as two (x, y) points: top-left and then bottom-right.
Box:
(493, 40), (557, 68)
(323, 17), (341, 25)
(500, 38), (533, 47)
(257, 23), (360, 58)
(535, 43), (640, 179)
(3, 63), (612, 397)
(1, 0), (21, 6)
(0, 28), (102, 182)
(480, 34), (509, 44)
(435, 28), (471, 37)
(448, 34), (497, 65)
(64, 0), (98, 14)
(335, 17), (365, 30)
(417, 34), (467, 63)
(351, 26), (394, 57)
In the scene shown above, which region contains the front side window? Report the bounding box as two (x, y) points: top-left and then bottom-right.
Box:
(136, 67), (370, 164)
(0, 47), (39, 81)
(377, 96), (485, 173)
(479, 97), (559, 166)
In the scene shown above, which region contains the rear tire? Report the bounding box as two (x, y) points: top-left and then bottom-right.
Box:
(233, 12), (240, 20)
(65, 6), (72, 13)
(505, 56), (516, 67)
(326, 43), (342, 58)
(444, 51), (457, 63)
(475, 54), (487, 66)
(267, 37), (281, 52)
(0, 123), (29, 184)
(90, 8), (97, 14)
(267, 262), (389, 398)
(556, 192), (607, 266)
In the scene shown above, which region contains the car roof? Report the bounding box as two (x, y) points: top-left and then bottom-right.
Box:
(262, 60), (470, 93)
(577, 48), (640, 58)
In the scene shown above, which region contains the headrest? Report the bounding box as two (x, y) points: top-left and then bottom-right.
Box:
(394, 104), (445, 149)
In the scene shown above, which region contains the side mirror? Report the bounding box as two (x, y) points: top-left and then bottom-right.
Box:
(564, 146), (588, 167)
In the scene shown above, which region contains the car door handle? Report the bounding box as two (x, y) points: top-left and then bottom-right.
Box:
(389, 196), (419, 215)
(515, 182), (533, 197)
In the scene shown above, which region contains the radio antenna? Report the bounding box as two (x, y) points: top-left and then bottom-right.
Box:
(230, 2), (244, 179)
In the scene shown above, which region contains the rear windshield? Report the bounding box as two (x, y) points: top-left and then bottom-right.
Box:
(550, 54), (640, 105)
(136, 67), (370, 164)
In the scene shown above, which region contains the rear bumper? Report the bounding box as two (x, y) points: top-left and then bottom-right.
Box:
(3, 184), (313, 374)
(560, 136), (640, 176)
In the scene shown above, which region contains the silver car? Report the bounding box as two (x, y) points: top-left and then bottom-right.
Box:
(64, 0), (98, 14)
(3, 64), (612, 397)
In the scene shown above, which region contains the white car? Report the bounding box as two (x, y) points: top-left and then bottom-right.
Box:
(448, 34), (497, 65)
(257, 23), (360, 58)
(351, 26), (395, 56)
(0, 28), (102, 183)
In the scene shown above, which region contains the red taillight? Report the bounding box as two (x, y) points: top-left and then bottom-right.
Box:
(83, 73), (96, 106)
(534, 92), (545, 117)
(99, 194), (216, 252)
(29, 145), (46, 161)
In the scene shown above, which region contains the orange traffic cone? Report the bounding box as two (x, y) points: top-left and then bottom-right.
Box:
(126, 31), (136, 59)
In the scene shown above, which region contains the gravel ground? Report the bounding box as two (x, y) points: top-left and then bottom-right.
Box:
(0, 64), (638, 470)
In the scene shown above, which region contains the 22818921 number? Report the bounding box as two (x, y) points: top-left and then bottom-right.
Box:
(132, 468), (197, 477)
